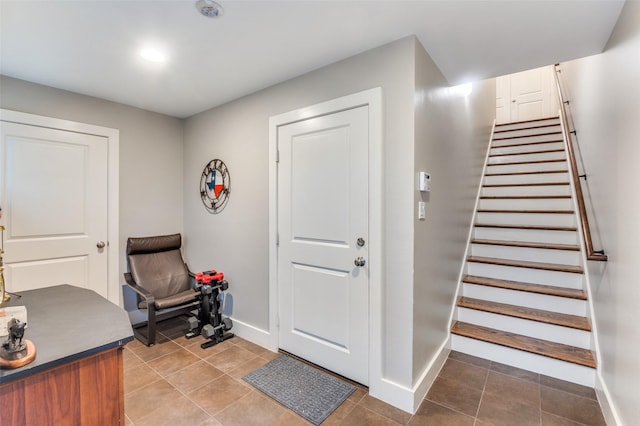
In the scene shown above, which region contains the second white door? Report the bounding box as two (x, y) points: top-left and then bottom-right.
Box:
(277, 105), (369, 385)
(0, 121), (109, 298)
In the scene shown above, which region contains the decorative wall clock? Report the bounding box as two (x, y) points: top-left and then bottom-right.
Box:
(200, 159), (230, 213)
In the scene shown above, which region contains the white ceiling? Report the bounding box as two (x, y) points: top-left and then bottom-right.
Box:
(0, 1), (624, 118)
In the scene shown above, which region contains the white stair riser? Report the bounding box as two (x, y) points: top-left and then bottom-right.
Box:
(492, 133), (563, 145)
(484, 172), (569, 186)
(482, 185), (571, 197)
(486, 161), (567, 174)
(476, 212), (576, 227)
(466, 262), (584, 289)
(489, 151), (566, 164)
(470, 243), (581, 266)
(478, 198), (573, 210)
(490, 141), (565, 156)
(457, 308), (591, 348)
(494, 119), (560, 132)
(474, 227), (578, 245)
(492, 125), (562, 139)
(450, 334), (595, 387)
(461, 283), (587, 316)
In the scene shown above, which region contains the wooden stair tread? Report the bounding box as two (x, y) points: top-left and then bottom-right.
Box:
(480, 195), (571, 200)
(493, 131), (562, 141)
(483, 182), (569, 187)
(471, 238), (580, 251)
(487, 158), (566, 167)
(477, 209), (574, 214)
(467, 256), (583, 274)
(489, 149), (564, 157)
(475, 223), (577, 231)
(457, 297), (591, 330)
(450, 321), (596, 368)
(485, 169), (568, 176)
(463, 275), (587, 299)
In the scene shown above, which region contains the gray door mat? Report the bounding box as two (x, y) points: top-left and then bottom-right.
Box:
(242, 355), (356, 425)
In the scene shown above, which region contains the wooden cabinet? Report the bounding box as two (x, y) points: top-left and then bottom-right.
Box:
(0, 285), (132, 424)
(0, 346), (125, 425)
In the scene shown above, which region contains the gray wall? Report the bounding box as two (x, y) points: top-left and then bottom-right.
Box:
(0, 76), (185, 280)
(183, 35), (496, 389)
(183, 36), (417, 386)
(412, 45), (495, 382)
(558, 1), (640, 424)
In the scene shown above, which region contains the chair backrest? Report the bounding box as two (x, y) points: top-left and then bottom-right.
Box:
(126, 233), (191, 300)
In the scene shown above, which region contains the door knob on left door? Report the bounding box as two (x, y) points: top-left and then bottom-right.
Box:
(354, 257), (366, 267)
(96, 241), (106, 249)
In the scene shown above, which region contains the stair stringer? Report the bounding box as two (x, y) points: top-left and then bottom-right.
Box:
(558, 110), (602, 370)
(449, 116), (597, 387)
(446, 120), (497, 333)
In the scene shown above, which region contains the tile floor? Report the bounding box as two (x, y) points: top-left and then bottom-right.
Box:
(123, 318), (607, 425)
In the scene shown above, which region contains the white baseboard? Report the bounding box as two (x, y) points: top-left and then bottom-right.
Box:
(595, 371), (622, 426)
(369, 338), (450, 414)
(368, 377), (415, 413)
(411, 338), (450, 411)
(229, 317), (271, 350)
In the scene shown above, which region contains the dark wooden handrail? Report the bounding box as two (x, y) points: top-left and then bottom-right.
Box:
(553, 64), (607, 261)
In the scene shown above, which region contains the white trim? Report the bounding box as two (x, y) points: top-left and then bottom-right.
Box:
(0, 109), (120, 305)
(411, 337), (450, 411)
(446, 119), (496, 328)
(368, 337), (449, 414)
(230, 317), (272, 350)
(595, 371), (622, 426)
(268, 87), (383, 390)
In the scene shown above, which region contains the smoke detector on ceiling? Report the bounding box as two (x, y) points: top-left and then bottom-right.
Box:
(196, 0), (224, 18)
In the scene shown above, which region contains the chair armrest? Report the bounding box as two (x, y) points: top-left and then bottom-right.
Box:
(123, 272), (155, 305)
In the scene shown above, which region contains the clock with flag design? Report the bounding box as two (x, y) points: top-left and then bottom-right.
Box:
(200, 159), (230, 213)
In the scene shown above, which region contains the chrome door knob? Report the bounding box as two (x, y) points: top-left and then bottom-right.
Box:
(354, 257), (366, 267)
(96, 241), (106, 249)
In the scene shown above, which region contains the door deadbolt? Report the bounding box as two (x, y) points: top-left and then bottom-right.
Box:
(357, 238), (365, 247)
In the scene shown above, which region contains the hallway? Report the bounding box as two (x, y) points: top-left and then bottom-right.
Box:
(123, 318), (606, 425)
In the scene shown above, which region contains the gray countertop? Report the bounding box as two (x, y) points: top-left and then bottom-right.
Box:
(0, 284), (134, 384)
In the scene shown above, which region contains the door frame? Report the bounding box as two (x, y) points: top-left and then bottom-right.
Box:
(268, 87), (382, 386)
(0, 109), (120, 305)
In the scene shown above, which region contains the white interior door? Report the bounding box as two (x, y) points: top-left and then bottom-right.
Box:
(496, 65), (559, 123)
(0, 122), (109, 298)
(277, 105), (369, 385)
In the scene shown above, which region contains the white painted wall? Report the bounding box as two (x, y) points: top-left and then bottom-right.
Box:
(558, 2), (640, 424)
(412, 45), (496, 382)
(183, 36), (416, 387)
(0, 76), (185, 284)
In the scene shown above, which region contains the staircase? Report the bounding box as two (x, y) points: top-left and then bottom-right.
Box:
(450, 116), (597, 387)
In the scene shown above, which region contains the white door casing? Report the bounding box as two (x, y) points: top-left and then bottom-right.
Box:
(496, 66), (559, 123)
(278, 106), (369, 384)
(268, 88), (382, 389)
(0, 110), (119, 304)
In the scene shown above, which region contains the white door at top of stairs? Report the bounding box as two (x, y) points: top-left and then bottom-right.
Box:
(496, 65), (559, 124)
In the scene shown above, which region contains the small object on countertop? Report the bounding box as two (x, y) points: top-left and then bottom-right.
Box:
(0, 318), (36, 369)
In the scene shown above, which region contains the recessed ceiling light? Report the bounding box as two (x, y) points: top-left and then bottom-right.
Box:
(196, 0), (223, 18)
(140, 48), (166, 63)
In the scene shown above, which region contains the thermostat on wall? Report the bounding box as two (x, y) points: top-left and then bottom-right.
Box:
(418, 172), (431, 192)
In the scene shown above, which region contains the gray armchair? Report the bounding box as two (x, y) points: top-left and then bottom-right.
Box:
(123, 233), (199, 346)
